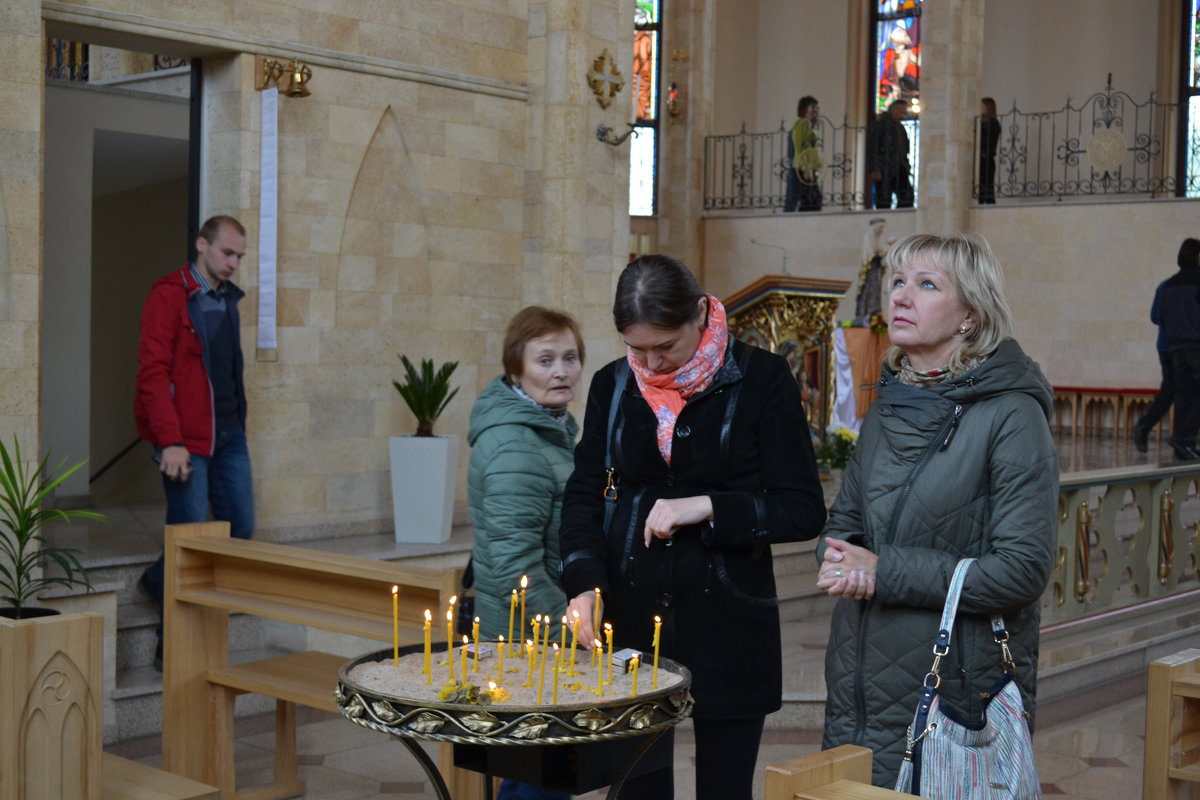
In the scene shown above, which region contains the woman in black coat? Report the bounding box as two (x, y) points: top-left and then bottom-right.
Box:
(559, 255), (827, 800)
(978, 96), (1001, 204)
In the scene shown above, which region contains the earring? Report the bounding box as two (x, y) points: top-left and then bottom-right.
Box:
(958, 325), (968, 335)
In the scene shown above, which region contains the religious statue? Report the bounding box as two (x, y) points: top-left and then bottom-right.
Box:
(853, 217), (889, 327)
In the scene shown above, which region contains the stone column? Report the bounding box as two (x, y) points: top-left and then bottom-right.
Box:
(524, 0), (632, 368)
(916, 0), (984, 235)
(0, 0), (42, 448)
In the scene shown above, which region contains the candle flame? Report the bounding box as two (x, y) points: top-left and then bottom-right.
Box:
(450, 595), (457, 605)
(462, 635), (468, 644)
(424, 609), (431, 622)
(553, 643), (559, 651)
(572, 610), (580, 619)
(499, 635), (505, 643)
(593, 639), (602, 648)
(474, 616), (480, 623)
(520, 575), (528, 589)
(489, 680), (497, 689)
(655, 615), (661, 623)
(604, 622), (612, 631)
(392, 585), (398, 595)
(447, 609), (453, 621)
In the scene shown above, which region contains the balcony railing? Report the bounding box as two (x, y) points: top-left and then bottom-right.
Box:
(979, 75), (1200, 201)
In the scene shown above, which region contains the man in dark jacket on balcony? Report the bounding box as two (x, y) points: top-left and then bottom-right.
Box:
(866, 99), (913, 209)
(1158, 237), (1200, 459)
(133, 214), (255, 669)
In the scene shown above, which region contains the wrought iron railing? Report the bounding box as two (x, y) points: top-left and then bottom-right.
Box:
(1044, 464), (1200, 625)
(703, 116), (920, 212)
(977, 75), (1200, 201)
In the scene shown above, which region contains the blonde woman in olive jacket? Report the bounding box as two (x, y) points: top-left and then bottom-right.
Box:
(816, 234), (1058, 787)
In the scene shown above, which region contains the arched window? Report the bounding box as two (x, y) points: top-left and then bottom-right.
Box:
(630, 1), (661, 216)
(869, 0), (921, 206)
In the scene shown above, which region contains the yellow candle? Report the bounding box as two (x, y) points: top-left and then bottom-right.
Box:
(539, 613), (552, 685)
(472, 617), (481, 672)
(652, 615), (662, 689)
(519, 576), (528, 654)
(568, 612), (580, 676)
(537, 635), (550, 704)
(592, 587), (602, 637)
(605, 623), (614, 685)
(552, 644), (561, 704)
(422, 609), (432, 677)
(507, 589), (517, 655)
(497, 635), (506, 684)
(594, 640), (604, 697)
(531, 614), (541, 664)
(391, 585), (399, 666)
(560, 615), (568, 652)
(524, 639), (536, 686)
(460, 635), (468, 681)
(446, 609), (455, 679)
(630, 654), (640, 696)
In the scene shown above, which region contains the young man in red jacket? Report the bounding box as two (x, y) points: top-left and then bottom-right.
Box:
(134, 215), (255, 669)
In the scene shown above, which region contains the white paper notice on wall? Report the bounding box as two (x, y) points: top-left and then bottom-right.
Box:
(257, 87), (279, 354)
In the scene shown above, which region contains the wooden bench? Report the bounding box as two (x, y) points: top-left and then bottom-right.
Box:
(102, 753), (218, 800)
(765, 745), (910, 799)
(1144, 648), (1200, 799)
(160, 522), (467, 800)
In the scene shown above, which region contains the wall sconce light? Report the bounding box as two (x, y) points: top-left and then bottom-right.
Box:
(666, 82), (682, 118)
(597, 123), (639, 147)
(256, 55), (312, 98)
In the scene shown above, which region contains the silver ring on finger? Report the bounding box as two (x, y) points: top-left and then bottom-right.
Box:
(834, 568), (843, 578)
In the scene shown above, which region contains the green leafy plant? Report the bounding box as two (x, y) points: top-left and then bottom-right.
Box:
(392, 356), (460, 437)
(0, 438), (104, 618)
(815, 425), (858, 471)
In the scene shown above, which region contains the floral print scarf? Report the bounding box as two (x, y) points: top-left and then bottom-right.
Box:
(627, 294), (729, 463)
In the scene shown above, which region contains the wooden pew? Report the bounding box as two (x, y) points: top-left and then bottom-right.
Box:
(1145, 648), (1200, 800)
(764, 745), (911, 800)
(160, 521), (471, 800)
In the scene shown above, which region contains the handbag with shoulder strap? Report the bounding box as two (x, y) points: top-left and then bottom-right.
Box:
(894, 558), (1041, 799)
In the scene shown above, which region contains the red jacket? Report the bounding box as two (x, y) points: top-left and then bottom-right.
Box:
(134, 266), (247, 456)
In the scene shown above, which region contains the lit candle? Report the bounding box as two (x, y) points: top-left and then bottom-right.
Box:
(552, 644), (561, 705)
(472, 617), (481, 672)
(537, 634), (550, 705)
(507, 589), (517, 655)
(540, 613), (552, 685)
(525, 639), (536, 686)
(652, 615), (662, 689)
(531, 614), (541, 663)
(630, 654), (640, 696)
(460, 635), (468, 681)
(568, 612), (580, 676)
(446, 609), (455, 679)
(604, 623), (614, 685)
(391, 586), (399, 666)
(560, 615), (568, 652)
(592, 588), (601, 639)
(519, 576), (528, 653)
(594, 640), (604, 697)
(497, 635), (506, 684)
(422, 609), (432, 676)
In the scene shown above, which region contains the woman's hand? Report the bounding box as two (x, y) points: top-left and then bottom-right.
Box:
(643, 496), (713, 547)
(817, 537), (878, 600)
(567, 591), (600, 647)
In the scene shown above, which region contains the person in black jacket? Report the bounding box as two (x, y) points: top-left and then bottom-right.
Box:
(559, 255), (827, 800)
(1159, 238), (1200, 459)
(866, 99), (913, 209)
(978, 97), (1001, 204)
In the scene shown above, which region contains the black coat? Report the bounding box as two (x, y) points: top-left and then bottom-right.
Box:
(559, 340), (827, 718)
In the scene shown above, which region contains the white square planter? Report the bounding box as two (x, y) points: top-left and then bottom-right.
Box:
(388, 434), (459, 543)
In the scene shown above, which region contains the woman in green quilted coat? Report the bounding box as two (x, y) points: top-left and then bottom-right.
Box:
(817, 234), (1058, 787)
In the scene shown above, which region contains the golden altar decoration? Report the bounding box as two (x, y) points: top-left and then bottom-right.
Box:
(724, 276), (851, 436)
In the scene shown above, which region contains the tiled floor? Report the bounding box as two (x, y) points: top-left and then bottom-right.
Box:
(104, 687), (1146, 799)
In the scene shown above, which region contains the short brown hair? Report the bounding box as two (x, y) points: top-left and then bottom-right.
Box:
(198, 215), (246, 242)
(502, 306), (585, 379)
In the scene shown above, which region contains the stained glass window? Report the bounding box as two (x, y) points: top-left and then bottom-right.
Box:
(873, 0), (921, 117)
(629, 0), (660, 216)
(1186, 0), (1200, 197)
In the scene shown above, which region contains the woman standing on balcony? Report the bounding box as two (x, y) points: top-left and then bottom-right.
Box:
(817, 234), (1058, 787)
(978, 97), (1002, 203)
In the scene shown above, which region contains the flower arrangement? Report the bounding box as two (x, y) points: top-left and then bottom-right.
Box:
(868, 311), (888, 335)
(815, 425), (857, 471)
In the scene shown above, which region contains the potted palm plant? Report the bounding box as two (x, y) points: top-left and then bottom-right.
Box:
(389, 356), (461, 543)
(0, 437), (103, 619)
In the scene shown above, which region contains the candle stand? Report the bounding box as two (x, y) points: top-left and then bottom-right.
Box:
(336, 644), (694, 799)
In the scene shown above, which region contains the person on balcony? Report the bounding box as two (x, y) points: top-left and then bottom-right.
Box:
(783, 95), (822, 212)
(816, 234), (1058, 787)
(1156, 237), (1200, 460)
(978, 97), (1002, 204)
(866, 99), (913, 209)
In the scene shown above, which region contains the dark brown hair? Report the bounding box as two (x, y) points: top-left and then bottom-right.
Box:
(502, 306), (585, 379)
(981, 97), (997, 116)
(1179, 238), (1200, 270)
(198, 215), (246, 242)
(613, 255), (706, 332)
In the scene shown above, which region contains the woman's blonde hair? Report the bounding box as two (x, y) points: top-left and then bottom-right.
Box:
(883, 233), (1013, 374)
